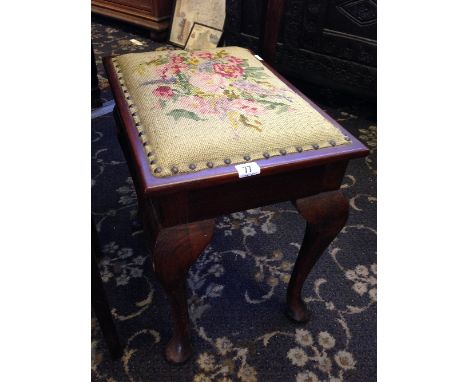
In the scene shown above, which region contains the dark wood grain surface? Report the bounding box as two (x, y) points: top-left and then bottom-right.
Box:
(287, 190), (350, 322)
(92, 0), (173, 39)
(225, 0), (377, 97)
(152, 219), (215, 363)
(262, 0), (286, 63)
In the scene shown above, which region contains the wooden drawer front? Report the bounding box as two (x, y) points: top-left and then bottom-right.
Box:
(100, 0), (153, 12)
(152, 0), (173, 17)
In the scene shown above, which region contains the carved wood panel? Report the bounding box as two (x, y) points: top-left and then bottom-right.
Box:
(224, 0), (266, 52)
(224, 0), (377, 97)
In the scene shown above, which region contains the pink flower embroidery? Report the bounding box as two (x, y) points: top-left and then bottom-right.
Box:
(153, 64), (170, 80)
(171, 55), (185, 64)
(232, 80), (270, 94)
(171, 63), (188, 74)
(145, 50), (293, 127)
(153, 86), (174, 98)
(178, 96), (218, 114)
(194, 51), (214, 60)
(213, 63), (244, 78)
(226, 55), (244, 65)
(154, 63), (188, 79)
(189, 72), (228, 93)
(230, 99), (266, 115)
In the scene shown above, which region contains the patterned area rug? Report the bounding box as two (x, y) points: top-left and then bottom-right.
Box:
(92, 15), (377, 382)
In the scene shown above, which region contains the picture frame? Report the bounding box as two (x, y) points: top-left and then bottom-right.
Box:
(168, 0), (226, 48)
(184, 22), (223, 51)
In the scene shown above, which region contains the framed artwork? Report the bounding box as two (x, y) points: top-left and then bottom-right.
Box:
(184, 23), (223, 50)
(169, 0), (226, 48)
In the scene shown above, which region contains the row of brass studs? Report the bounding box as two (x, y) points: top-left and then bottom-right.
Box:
(162, 138), (352, 174)
(113, 58), (159, 174)
(113, 58), (351, 176)
(164, 137), (351, 175)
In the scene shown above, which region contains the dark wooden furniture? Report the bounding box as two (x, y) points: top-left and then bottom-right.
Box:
(92, 220), (123, 360)
(102, 0), (368, 364)
(104, 56), (368, 363)
(92, 0), (174, 40)
(225, 0), (377, 98)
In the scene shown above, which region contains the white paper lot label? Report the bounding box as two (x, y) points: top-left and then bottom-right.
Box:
(130, 39), (144, 46)
(235, 162), (261, 178)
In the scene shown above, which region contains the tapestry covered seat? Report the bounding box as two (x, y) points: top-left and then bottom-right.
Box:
(111, 46), (351, 177)
(104, 41), (369, 364)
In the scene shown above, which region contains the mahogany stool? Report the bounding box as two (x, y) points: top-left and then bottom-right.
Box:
(103, 47), (368, 364)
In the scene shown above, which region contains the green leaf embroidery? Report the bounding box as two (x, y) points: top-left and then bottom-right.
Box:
(244, 67), (269, 79)
(276, 105), (289, 114)
(166, 109), (206, 122)
(175, 73), (193, 95)
(223, 89), (239, 99)
(257, 99), (289, 109)
(215, 49), (228, 58)
(239, 114), (262, 132)
(136, 57), (169, 74)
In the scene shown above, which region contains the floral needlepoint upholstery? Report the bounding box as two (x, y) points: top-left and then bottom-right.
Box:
(112, 47), (350, 177)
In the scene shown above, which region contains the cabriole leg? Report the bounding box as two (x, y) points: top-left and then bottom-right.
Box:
(152, 219), (215, 363)
(286, 191), (349, 322)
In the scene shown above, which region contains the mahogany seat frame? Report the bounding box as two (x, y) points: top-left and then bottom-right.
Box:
(102, 0), (367, 364)
(104, 53), (368, 363)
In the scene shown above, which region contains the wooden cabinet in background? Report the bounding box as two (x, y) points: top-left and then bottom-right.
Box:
(92, 0), (174, 40)
(225, 0), (377, 98)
